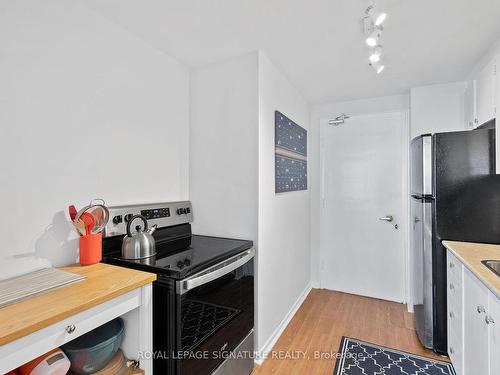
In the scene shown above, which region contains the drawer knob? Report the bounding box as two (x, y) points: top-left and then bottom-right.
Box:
(449, 346), (454, 355)
(449, 283), (454, 290)
(449, 262), (454, 269)
(66, 324), (76, 334)
(477, 305), (486, 314)
(486, 315), (495, 325)
(449, 311), (454, 318)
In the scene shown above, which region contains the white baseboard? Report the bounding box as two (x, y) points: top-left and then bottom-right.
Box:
(311, 281), (320, 289)
(254, 283), (312, 365)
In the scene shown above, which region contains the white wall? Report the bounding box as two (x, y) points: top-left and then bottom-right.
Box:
(410, 82), (467, 139)
(257, 52), (311, 352)
(189, 52), (259, 240)
(189, 51), (311, 353)
(309, 95), (410, 286)
(0, 0), (190, 266)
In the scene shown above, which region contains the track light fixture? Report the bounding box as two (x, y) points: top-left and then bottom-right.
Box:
(362, 3), (388, 74)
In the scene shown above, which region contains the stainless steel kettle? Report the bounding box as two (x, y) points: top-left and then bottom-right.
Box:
(121, 215), (157, 259)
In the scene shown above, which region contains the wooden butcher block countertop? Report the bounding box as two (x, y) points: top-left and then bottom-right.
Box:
(443, 241), (500, 299)
(0, 263), (156, 346)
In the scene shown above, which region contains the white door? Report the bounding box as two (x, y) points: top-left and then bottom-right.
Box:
(320, 112), (407, 302)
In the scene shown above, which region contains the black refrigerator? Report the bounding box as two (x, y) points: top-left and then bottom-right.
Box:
(411, 124), (500, 355)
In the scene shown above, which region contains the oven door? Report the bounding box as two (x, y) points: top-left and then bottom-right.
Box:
(176, 249), (255, 375)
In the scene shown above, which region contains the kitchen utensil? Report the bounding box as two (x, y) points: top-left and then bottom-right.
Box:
(94, 208), (104, 228)
(73, 219), (86, 236)
(74, 199), (109, 235)
(80, 212), (95, 235)
(19, 348), (71, 375)
(121, 215), (157, 260)
(68, 205), (77, 221)
(62, 318), (124, 375)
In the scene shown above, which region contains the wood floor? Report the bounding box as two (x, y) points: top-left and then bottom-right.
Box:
(253, 288), (447, 375)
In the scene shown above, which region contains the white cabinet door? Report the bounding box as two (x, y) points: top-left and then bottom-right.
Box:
(464, 80), (477, 129)
(489, 291), (500, 375)
(476, 58), (496, 126)
(447, 251), (463, 374)
(463, 268), (489, 375)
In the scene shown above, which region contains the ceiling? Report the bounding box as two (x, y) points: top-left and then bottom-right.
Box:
(86, 0), (500, 104)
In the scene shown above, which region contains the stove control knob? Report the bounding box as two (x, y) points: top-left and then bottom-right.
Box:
(113, 215), (123, 225)
(177, 261), (184, 269)
(176, 208), (183, 215)
(184, 259), (191, 267)
(124, 214), (133, 223)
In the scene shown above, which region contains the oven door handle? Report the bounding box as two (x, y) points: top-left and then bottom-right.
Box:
(177, 248), (255, 295)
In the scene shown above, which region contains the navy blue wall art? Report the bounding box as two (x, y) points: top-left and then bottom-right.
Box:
(275, 111), (307, 193)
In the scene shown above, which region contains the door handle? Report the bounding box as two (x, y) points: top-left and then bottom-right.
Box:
(177, 248), (255, 294)
(379, 215), (394, 222)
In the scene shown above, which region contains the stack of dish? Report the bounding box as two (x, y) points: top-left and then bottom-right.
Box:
(62, 318), (124, 375)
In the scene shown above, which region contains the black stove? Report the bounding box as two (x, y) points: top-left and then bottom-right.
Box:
(101, 201), (255, 375)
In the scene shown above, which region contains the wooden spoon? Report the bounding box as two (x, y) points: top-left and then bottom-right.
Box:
(72, 219), (86, 236)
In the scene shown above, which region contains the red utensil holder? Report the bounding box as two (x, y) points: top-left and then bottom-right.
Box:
(79, 232), (102, 265)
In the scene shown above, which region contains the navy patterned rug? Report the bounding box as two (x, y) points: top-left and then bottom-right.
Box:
(333, 337), (455, 375)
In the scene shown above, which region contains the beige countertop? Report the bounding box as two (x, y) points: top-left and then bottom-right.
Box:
(443, 241), (500, 299)
(0, 263), (156, 346)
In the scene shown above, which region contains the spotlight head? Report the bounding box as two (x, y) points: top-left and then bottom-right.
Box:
(366, 6), (387, 26)
(366, 28), (382, 47)
(369, 61), (385, 74)
(372, 10), (387, 26)
(369, 45), (382, 63)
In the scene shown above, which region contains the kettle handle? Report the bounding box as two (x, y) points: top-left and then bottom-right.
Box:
(126, 215), (149, 237)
